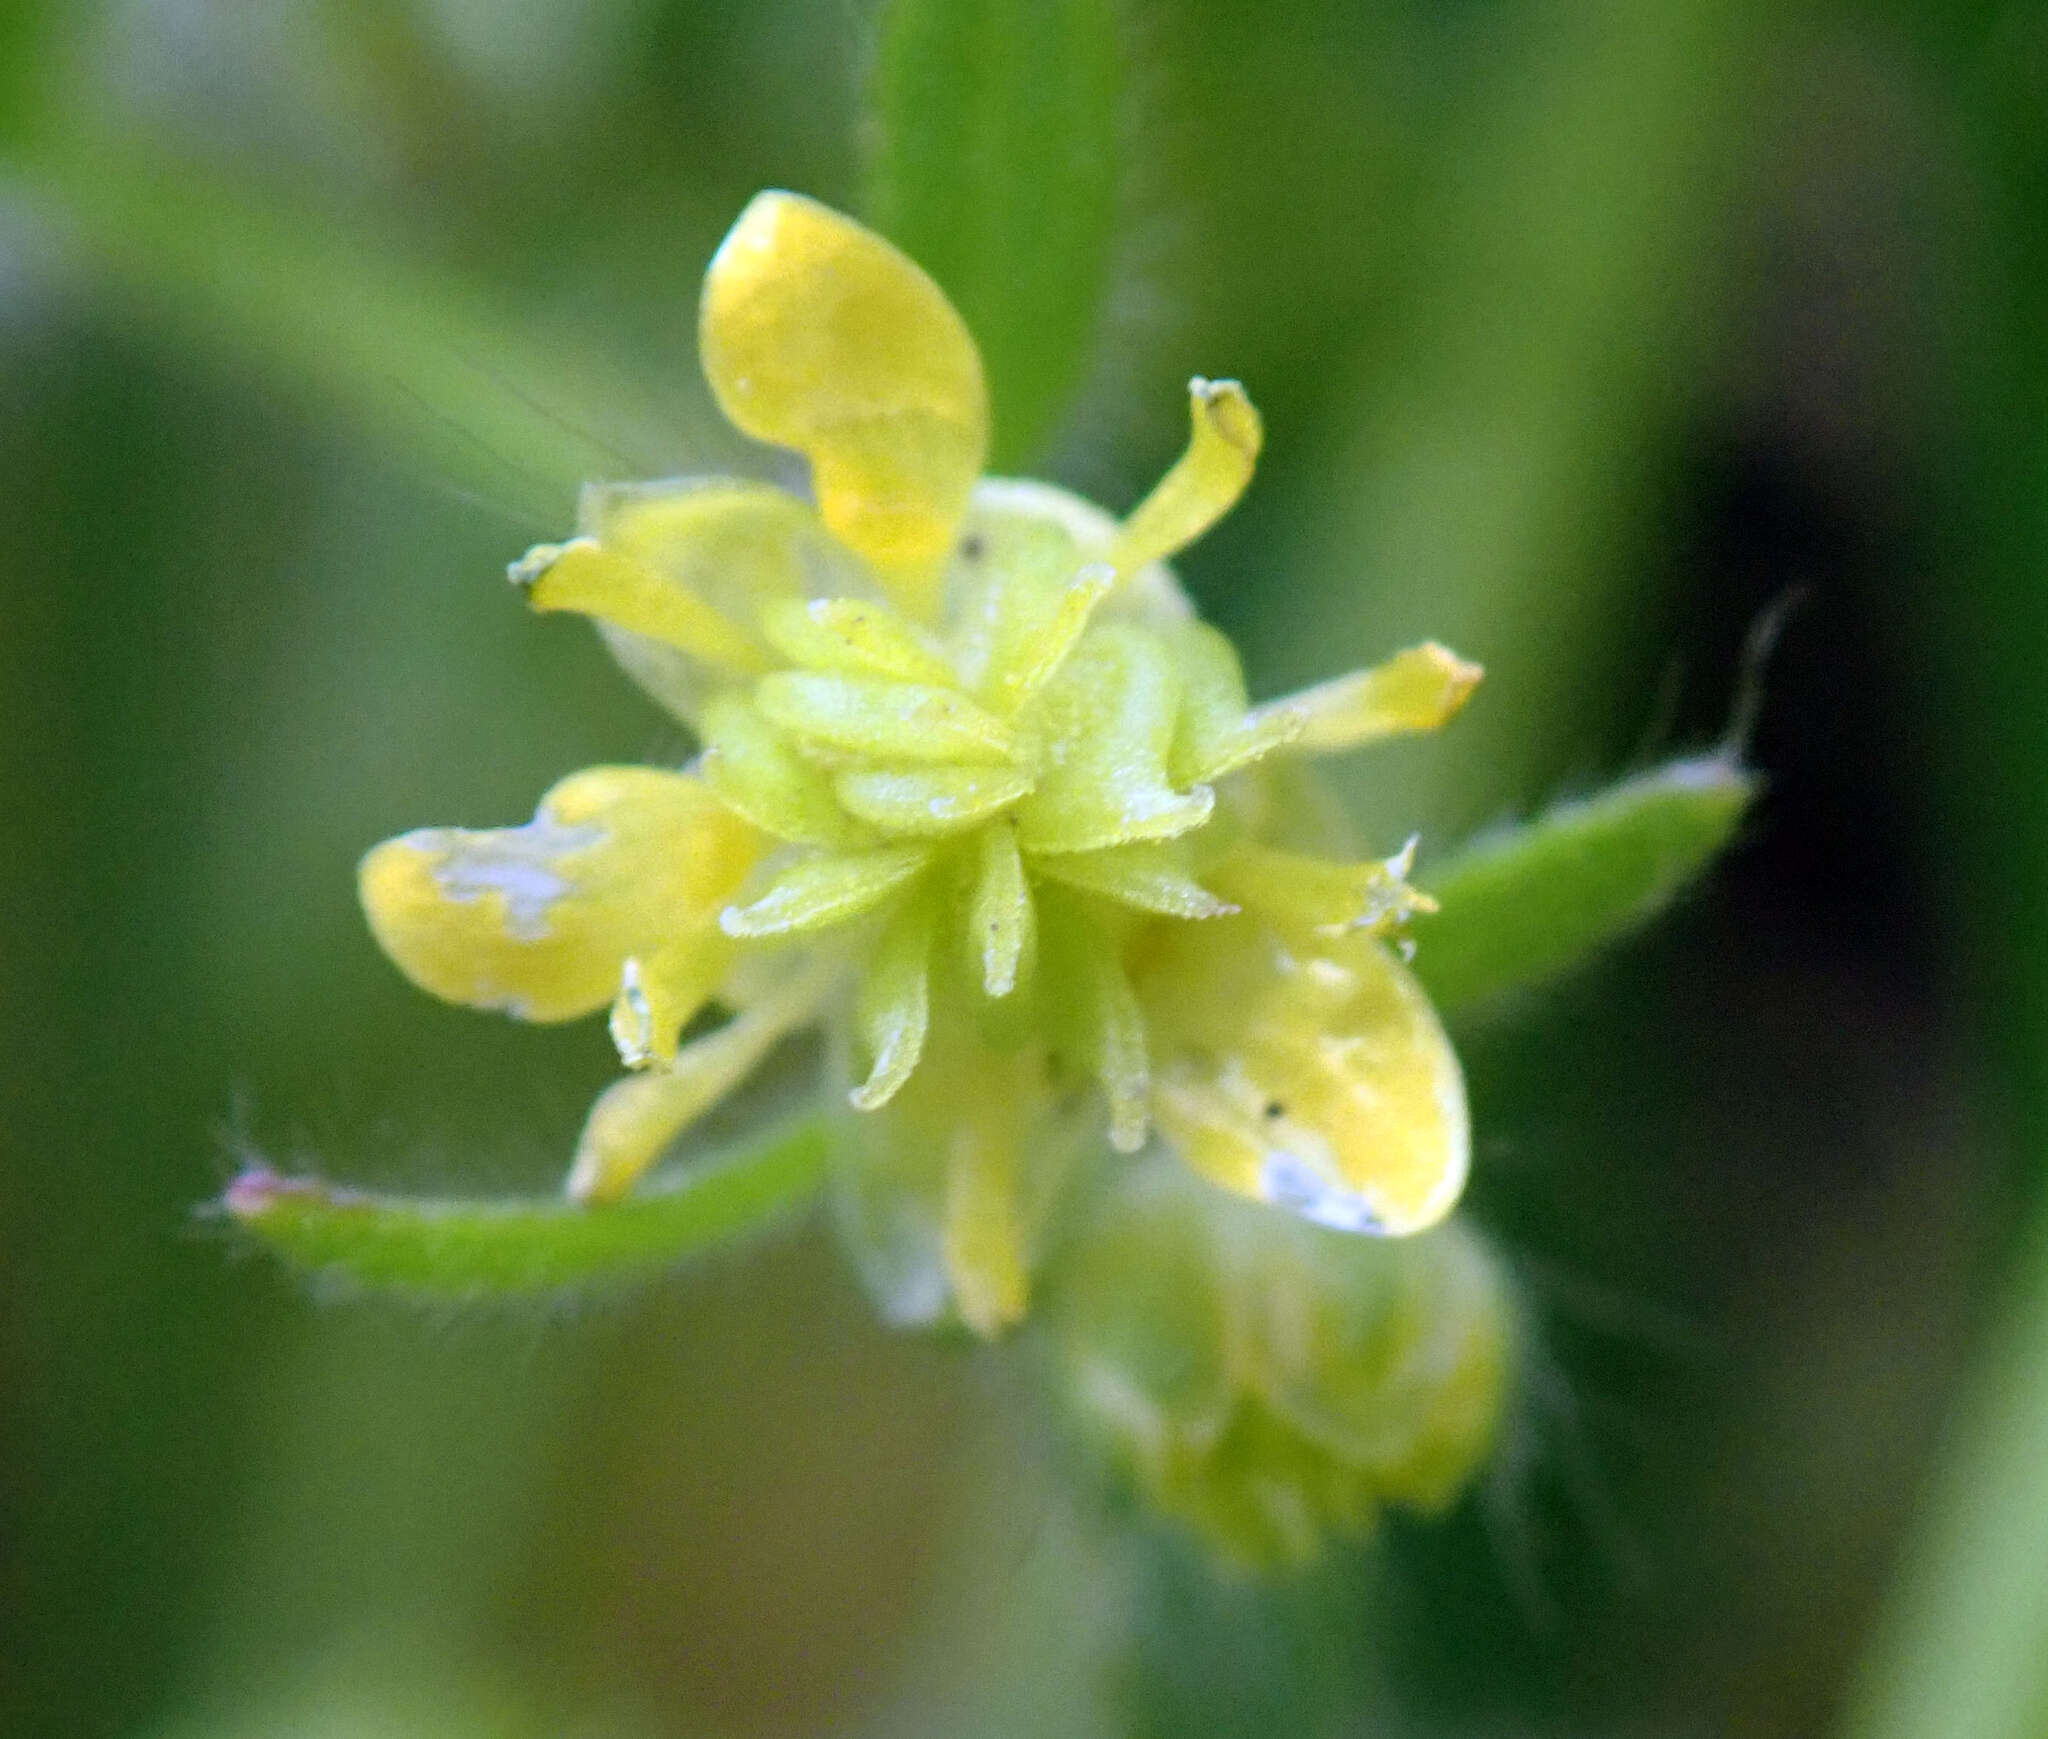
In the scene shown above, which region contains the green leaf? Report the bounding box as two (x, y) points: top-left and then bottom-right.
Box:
(219, 1119), (829, 1297)
(1408, 752), (1756, 1012)
(866, 0), (1123, 468)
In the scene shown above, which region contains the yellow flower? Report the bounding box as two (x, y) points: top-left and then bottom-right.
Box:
(359, 191), (1482, 1337)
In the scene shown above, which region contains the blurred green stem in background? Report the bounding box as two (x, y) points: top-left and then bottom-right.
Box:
(14, 149), (706, 517)
(1839, 8), (2048, 1734)
(865, 0), (1122, 471)
(1843, 1219), (2048, 1739)
(1261, 0), (1765, 847)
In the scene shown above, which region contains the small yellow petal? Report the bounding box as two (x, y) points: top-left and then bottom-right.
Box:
(1204, 842), (1435, 939)
(1256, 643), (1483, 756)
(984, 565), (1113, 716)
(511, 538), (768, 673)
(946, 507), (1111, 715)
(959, 478), (1196, 635)
(834, 1039), (1066, 1332)
(567, 964), (833, 1203)
(1093, 975), (1152, 1155)
(719, 846), (932, 939)
(569, 478), (831, 724)
(1039, 892), (1151, 1153)
(944, 1117), (1030, 1338)
(608, 928), (733, 1069)
(1109, 379), (1263, 578)
(756, 671), (1017, 764)
(1144, 922), (1469, 1237)
(968, 822), (1034, 997)
(757, 595), (955, 686)
(579, 477), (824, 605)
(360, 768), (761, 1023)
(850, 893), (934, 1111)
(699, 192), (988, 618)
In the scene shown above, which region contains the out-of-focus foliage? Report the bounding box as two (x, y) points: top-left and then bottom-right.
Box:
(1052, 1156), (1514, 1573)
(865, 0), (1123, 469)
(2, 1), (2043, 1737)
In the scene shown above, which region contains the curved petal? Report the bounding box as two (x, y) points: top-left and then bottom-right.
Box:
(567, 961), (835, 1203)
(758, 595), (954, 685)
(850, 890), (934, 1112)
(834, 764), (1034, 837)
(1142, 919), (1469, 1237)
(556, 478), (835, 726)
(578, 477), (827, 623)
(1037, 891), (1151, 1153)
(608, 927), (734, 1069)
(943, 504), (1109, 714)
(1204, 842), (1434, 940)
(1031, 840), (1236, 920)
(960, 477), (1194, 634)
(967, 821), (1034, 997)
(718, 846), (931, 939)
(699, 693), (876, 850)
(700, 192), (988, 619)
(755, 671), (1017, 764)
(1108, 379), (1262, 578)
(511, 537), (768, 673)
(1254, 643), (1483, 756)
(360, 768), (762, 1023)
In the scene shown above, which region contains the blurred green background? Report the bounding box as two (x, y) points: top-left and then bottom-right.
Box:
(5, 0), (2048, 1734)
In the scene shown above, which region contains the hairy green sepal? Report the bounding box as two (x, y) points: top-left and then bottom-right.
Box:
(221, 1120), (829, 1297)
(1411, 753), (1757, 1012)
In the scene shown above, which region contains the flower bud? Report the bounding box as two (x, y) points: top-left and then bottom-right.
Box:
(1052, 1156), (1515, 1570)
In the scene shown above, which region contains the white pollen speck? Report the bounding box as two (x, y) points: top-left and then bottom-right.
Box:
(1260, 1151), (1386, 1235)
(429, 815), (605, 940)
